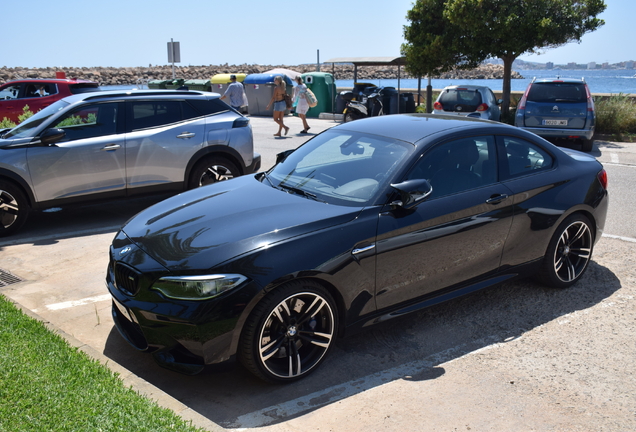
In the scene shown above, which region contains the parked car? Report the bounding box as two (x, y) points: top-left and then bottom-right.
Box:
(0, 89), (260, 236)
(0, 78), (99, 123)
(106, 114), (608, 383)
(433, 85), (501, 121)
(514, 77), (596, 152)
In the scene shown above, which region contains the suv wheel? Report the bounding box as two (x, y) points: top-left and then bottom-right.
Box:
(189, 156), (239, 188)
(0, 180), (30, 237)
(581, 139), (594, 152)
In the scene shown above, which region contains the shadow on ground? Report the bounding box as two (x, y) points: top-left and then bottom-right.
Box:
(103, 259), (620, 428)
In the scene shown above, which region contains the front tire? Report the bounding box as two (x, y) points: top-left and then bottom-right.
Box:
(0, 180), (30, 237)
(239, 280), (338, 383)
(343, 112), (356, 123)
(536, 214), (594, 288)
(188, 156), (238, 189)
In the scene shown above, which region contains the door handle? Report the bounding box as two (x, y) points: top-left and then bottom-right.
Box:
(101, 144), (121, 151)
(486, 194), (508, 204)
(352, 244), (375, 255)
(177, 132), (196, 139)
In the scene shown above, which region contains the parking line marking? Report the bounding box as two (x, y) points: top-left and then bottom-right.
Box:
(45, 294), (112, 311)
(602, 233), (636, 243)
(610, 153), (619, 164)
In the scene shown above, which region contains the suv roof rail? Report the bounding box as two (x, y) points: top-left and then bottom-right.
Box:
(82, 90), (204, 101)
(531, 77), (536, 83)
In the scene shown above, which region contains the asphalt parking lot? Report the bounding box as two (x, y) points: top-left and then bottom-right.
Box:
(1, 115), (635, 431)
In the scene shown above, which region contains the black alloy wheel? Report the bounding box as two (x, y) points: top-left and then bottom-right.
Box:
(0, 180), (29, 237)
(189, 156), (238, 188)
(343, 112), (357, 123)
(239, 280), (337, 383)
(537, 214), (594, 288)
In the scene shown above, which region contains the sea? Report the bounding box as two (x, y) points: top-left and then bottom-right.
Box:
(334, 68), (636, 94)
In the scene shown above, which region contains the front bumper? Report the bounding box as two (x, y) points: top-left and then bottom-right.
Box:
(106, 234), (259, 374)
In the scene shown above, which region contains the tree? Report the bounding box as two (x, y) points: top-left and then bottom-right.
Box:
(402, 0), (606, 118)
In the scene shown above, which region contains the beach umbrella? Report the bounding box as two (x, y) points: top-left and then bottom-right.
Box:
(263, 68), (302, 81)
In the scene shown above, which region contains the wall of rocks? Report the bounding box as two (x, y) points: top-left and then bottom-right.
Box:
(0, 63), (522, 86)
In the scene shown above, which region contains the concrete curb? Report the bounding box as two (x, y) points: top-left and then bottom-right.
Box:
(7, 297), (225, 432)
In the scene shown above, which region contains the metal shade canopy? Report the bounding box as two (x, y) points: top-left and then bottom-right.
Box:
(324, 56), (407, 113)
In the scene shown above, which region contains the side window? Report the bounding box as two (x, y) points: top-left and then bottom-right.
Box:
(130, 101), (186, 130)
(0, 85), (21, 100)
(51, 103), (119, 142)
(408, 136), (497, 199)
(25, 83), (57, 98)
(501, 137), (553, 177)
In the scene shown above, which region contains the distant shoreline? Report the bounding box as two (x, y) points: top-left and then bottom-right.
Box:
(0, 64), (521, 86)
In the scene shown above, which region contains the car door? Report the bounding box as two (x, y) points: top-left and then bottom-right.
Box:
(27, 101), (126, 202)
(124, 100), (205, 190)
(0, 84), (25, 122)
(374, 135), (515, 310)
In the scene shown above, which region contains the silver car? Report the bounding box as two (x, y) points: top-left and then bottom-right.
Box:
(0, 89), (260, 236)
(433, 85), (502, 121)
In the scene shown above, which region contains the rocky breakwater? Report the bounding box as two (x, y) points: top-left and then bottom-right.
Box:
(0, 63), (521, 86)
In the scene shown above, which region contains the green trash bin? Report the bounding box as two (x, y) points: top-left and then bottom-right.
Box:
(148, 79), (169, 89)
(165, 79), (185, 89)
(184, 79), (211, 91)
(300, 72), (337, 118)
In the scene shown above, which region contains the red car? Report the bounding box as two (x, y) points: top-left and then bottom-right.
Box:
(0, 78), (99, 123)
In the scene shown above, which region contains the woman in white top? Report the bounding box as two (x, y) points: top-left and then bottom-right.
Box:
(293, 76), (311, 133)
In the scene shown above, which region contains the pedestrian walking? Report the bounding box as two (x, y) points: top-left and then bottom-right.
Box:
(293, 76), (310, 133)
(266, 76), (289, 137)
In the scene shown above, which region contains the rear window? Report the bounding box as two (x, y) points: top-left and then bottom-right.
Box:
(527, 82), (587, 103)
(69, 83), (100, 94)
(439, 89), (482, 111)
(187, 98), (230, 116)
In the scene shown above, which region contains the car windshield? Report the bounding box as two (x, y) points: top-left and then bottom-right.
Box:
(267, 130), (413, 206)
(527, 82), (587, 103)
(2, 100), (70, 139)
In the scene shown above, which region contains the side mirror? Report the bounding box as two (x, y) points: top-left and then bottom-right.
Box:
(390, 179), (433, 209)
(276, 149), (294, 164)
(39, 128), (66, 146)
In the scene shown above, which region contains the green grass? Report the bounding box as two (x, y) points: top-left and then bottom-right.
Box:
(594, 93), (636, 136)
(0, 295), (205, 432)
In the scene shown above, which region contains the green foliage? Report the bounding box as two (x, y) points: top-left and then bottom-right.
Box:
(55, 113), (96, 127)
(595, 94), (636, 135)
(402, 0), (607, 116)
(0, 295), (205, 432)
(0, 105), (34, 129)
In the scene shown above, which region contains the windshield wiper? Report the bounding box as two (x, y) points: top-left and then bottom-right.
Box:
(279, 183), (323, 202)
(261, 171), (277, 188)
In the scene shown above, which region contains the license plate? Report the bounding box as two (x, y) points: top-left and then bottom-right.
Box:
(113, 297), (133, 322)
(543, 119), (568, 126)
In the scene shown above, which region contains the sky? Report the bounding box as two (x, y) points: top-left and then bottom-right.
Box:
(3, 0), (632, 69)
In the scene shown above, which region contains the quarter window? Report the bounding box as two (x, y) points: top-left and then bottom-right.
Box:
(501, 137), (553, 177)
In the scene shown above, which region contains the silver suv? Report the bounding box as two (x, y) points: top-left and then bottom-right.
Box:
(0, 90), (260, 236)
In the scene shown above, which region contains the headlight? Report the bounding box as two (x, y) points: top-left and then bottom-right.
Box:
(151, 274), (247, 300)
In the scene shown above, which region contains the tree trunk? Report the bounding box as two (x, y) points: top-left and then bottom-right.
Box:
(500, 54), (516, 120)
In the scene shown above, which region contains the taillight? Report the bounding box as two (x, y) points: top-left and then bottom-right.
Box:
(517, 83), (532, 110)
(433, 101), (443, 111)
(597, 169), (608, 189)
(585, 85), (595, 112)
(476, 103), (488, 112)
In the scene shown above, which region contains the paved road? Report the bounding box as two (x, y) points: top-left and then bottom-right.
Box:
(0, 117), (634, 431)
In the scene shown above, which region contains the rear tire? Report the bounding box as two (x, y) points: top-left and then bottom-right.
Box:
(239, 280), (338, 383)
(0, 180), (30, 237)
(536, 214), (594, 288)
(581, 138), (594, 152)
(188, 156), (239, 189)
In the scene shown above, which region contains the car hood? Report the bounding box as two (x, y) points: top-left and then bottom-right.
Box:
(121, 175), (364, 271)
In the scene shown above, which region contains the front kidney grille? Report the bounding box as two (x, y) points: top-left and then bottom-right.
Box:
(114, 263), (141, 296)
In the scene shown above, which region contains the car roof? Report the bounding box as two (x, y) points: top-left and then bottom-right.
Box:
(2, 78), (97, 85)
(532, 77), (586, 84)
(440, 85), (493, 91)
(332, 114), (512, 145)
(60, 89), (220, 104)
